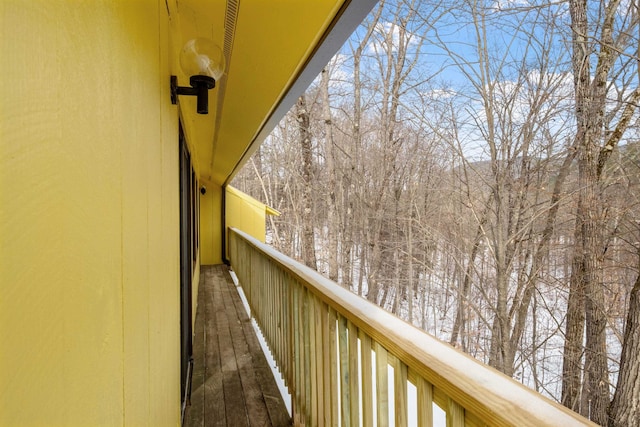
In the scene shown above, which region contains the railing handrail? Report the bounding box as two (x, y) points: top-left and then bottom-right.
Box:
(229, 227), (596, 426)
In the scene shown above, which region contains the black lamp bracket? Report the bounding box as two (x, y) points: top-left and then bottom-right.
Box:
(171, 75), (216, 114)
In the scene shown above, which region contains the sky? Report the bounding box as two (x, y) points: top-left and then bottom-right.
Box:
(318, 0), (639, 161)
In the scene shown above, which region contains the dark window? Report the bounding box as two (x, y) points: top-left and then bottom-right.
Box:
(179, 124), (195, 419)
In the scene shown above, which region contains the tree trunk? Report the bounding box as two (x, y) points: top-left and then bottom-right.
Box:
(450, 217), (486, 346)
(608, 255), (640, 427)
(297, 96), (317, 269)
(320, 67), (339, 282)
(562, 237), (586, 412)
(562, 0), (620, 422)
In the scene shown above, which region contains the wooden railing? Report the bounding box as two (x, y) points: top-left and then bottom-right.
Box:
(228, 228), (596, 427)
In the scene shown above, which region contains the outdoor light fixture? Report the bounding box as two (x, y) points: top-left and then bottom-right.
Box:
(171, 38), (226, 114)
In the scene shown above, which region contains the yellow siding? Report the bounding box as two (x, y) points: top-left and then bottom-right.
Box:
(200, 182), (223, 265)
(225, 186), (268, 246)
(1, 1), (181, 425)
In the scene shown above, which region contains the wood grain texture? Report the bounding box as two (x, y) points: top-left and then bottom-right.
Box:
(184, 265), (291, 427)
(392, 355), (408, 427)
(448, 398), (465, 427)
(339, 315), (351, 426)
(414, 373), (434, 427)
(329, 308), (339, 426)
(375, 342), (389, 427)
(360, 332), (374, 427)
(348, 320), (360, 426)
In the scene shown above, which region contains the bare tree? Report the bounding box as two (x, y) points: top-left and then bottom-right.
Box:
(562, 0), (640, 423)
(296, 95), (318, 269)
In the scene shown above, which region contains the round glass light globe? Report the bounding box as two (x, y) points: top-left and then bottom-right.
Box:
(180, 38), (225, 80)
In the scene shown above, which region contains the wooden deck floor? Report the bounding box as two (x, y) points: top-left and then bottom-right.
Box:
(185, 265), (291, 427)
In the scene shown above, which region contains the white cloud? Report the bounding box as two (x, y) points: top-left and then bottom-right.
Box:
(367, 21), (420, 56)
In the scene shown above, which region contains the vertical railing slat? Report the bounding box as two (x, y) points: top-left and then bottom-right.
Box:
(275, 265), (281, 365)
(447, 398), (464, 427)
(375, 341), (389, 427)
(321, 303), (331, 425)
(283, 273), (296, 414)
(303, 288), (311, 425)
(270, 264), (276, 364)
(281, 270), (287, 375)
(314, 297), (325, 425)
(278, 267), (284, 370)
(284, 271), (291, 388)
(391, 355), (408, 427)
(329, 308), (339, 425)
(280, 270), (291, 387)
(360, 331), (373, 427)
(309, 293), (318, 426)
(348, 320), (360, 426)
(415, 373), (434, 427)
(293, 280), (302, 425)
(338, 315), (351, 426)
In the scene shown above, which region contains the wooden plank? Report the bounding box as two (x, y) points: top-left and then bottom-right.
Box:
(300, 285), (309, 425)
(292, 278), (302, 425)
(314, 296), (325, 426)
(244, 337), (292, 427)
(392, 355), (408, 427)
(201, 266), (226, 427)
(214, 268), (249, 427)
(338, 315), (351, 426)
(415, 373), (434, 427)
(447, 398), (465, 427)
(276, 265), (283, 369)
(227, 269), (291, 427)
(185, 265), (291, 427)
(348, 320), (360, 426)
(184, 269), (208, 427)
(282, 270), (290, 387)
(309, 293), (318, 426)
(360, 331), (373, 427)
(375, 342), (389, 427)
(222, 269), (272, 427)
(328, 308), (339, 426)
(321, 302), (332, 425)
(280, 269), (286, 372)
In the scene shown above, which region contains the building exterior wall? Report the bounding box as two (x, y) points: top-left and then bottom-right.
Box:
(225, 186), (268, 246)
(1, 1), (183, 425)
(199, 182), (223, 265)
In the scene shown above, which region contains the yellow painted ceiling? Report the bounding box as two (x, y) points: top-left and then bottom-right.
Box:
(175, 0), (347, 186)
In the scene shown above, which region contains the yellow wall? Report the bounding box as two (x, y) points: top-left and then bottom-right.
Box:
(199, 181), (223, 265)
(0, 1), (183, 425)
(225, 186), (268, 250)
(201, 184), (271, 266)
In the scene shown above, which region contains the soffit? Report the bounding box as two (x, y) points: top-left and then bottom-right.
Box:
(176, 0), (345, 185)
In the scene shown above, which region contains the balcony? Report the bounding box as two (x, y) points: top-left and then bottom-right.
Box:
(186, 227), (596, 426)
